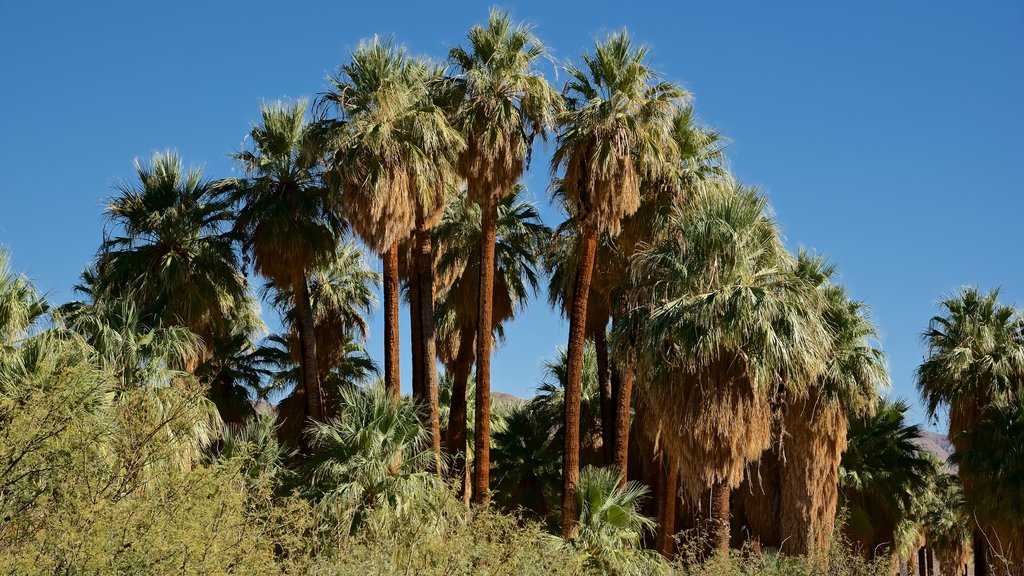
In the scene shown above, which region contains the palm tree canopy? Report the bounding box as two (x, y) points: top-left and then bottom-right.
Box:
(0, 250), (47, 351)
(916, 287), (1024, 420)
(227, 100), (345, 285)
(794, 250), (888, 416)
(325, 38), (464, 253)
(620, 183), (828, 391)
(839, 397), (936, 551)
(96, 151), (252, 341)
(551, 30), (685, 237)
(449, 9), (559, 203)
(613, 183), (829, 496)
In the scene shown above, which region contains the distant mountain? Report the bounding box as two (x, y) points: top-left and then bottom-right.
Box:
(492, 391), (525, 407)
(914, 430), (956, 471)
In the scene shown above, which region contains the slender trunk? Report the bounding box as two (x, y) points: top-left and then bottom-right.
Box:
(383, 244), (401, 401)
(447, 324), (474, 496)
(973, 529), (987, 576)
(925, 547), (934, 576)
(658, 457), (679, 558)
(409, 258), (424, 404)
(614, 363), (634, 487)
(710, 480), (731, 554)
(472, 198), (497, 504)
(595, 326), (613, 466)
(918, 546), (927, 576)
(294, 277), (323, 422)
(561, 225), (599, 539)
(415, 223), (442, 475)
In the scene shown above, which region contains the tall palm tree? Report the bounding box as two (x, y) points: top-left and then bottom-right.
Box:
(324, 43), (462, 452)
(547, 107), (727, 479)
(226, 100), (344, 426)
(616, 184), (828, 552)
(917, 287), (1024, 574)
(448, 9), (559, 503)
(551, 31), (684, 537)
(433, 184), (548, 493)
(777, 252), (887, 559)
(96, 151), (253, 349)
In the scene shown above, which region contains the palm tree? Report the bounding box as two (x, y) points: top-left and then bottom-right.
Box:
(573, 466), (660, 574)
(952, 389), (1024, 574)
(448, 9), (559, 504)
(324, 43), (462, 447)
(546, 107), (727, 479)
(615, 184), (828, 552)
(304, 381), (441, 533)
(0, 250), (47, 354)
(531, 344), (605, 465)
(95, 151), (253, 349)
(917, 287), (1024, 574)
(433, 184), (548, 492)
(776, 252), (887, 559)
(268, 242), (379, 383)
(489, 402), (560, 517)
(839, 398), (935, 565)
(226, 100), (344, 426)
(922, 472), (973, 576)
(551, 31), (684, 537)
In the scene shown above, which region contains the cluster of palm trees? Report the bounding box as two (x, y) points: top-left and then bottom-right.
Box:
(8, 8), (1021, 574)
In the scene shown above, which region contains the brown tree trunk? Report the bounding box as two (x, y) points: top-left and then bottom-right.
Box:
(973, 529), (987, 576)
(710, 480), (732, 554)
(409, 258), (424, 404)
(614, 363), (634, 487)
(294, 277), (323, 423)
(561, 225), (599, 539)
(383, 243), (401, 402)
(472, 198), (497, 504)
(595, 326), (614, 466)
(447, 324), (474, 497)
(415, 223), (442, 475)
(658, 457), (679, 558)
(926, 547), (934, 576)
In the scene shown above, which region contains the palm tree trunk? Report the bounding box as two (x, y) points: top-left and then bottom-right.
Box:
(383, 243), (401, 402)
(447, 323), (474, 496)
(294, 277), (323, 422)
(561, 224), (599, 539)
(595, 326), (614, 466)
(409, 259), (424, 404)
(710, 480), (731, 554)
(614, 362), (634, 487)
(473, 198), (497, 504)
(973, 528), (987, 576)
(658, 457), (679, 558)
(415, 223), (442, 475)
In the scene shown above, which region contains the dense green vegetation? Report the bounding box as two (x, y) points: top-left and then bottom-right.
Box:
(2, 9), (1022, 575)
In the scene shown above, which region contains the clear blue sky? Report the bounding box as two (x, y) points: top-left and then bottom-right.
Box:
(2, 1), (1022, 428)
